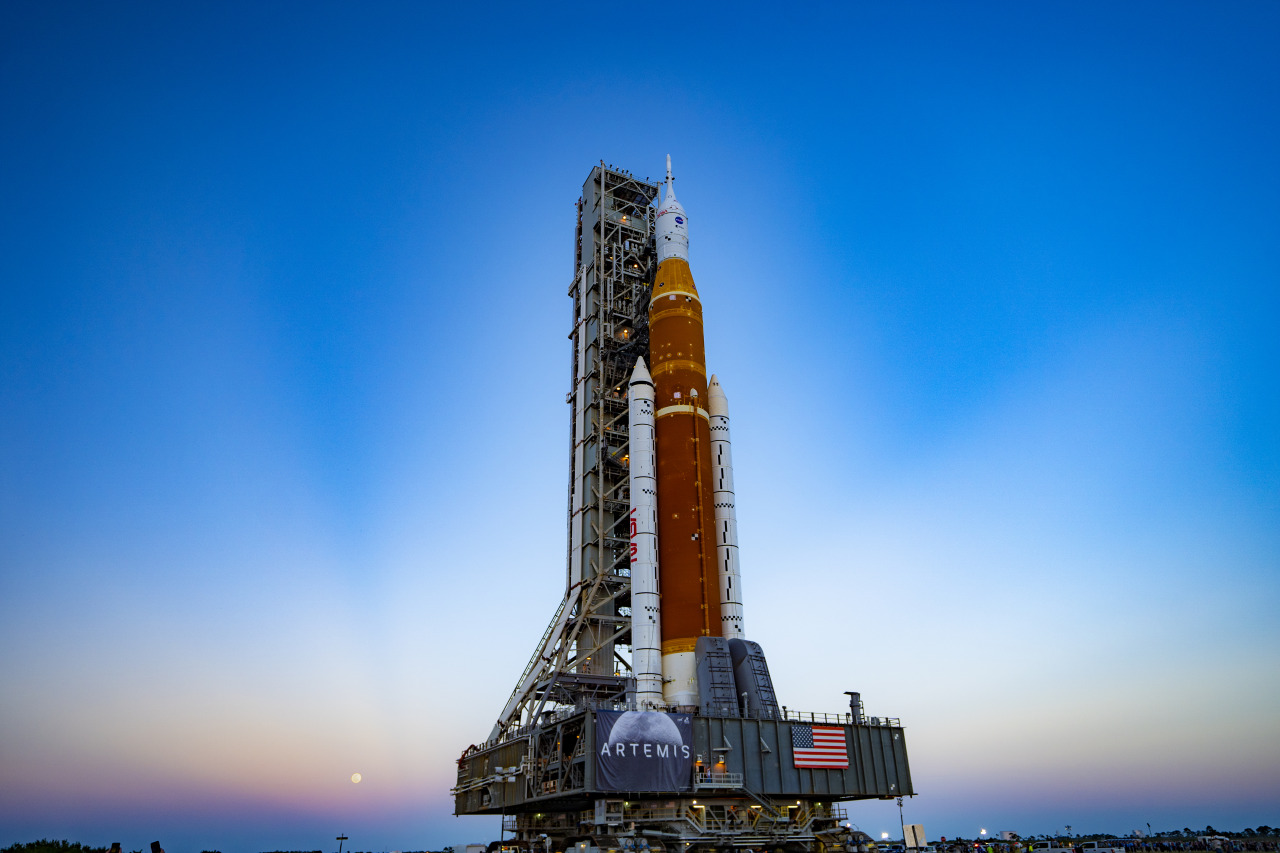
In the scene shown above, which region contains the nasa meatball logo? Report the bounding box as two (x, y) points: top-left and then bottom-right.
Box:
(674, 216), (684, 225)
(595, 710), (693, 791)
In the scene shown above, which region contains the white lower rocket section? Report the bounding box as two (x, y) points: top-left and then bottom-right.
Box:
(628, 357), (664, 708)
(707, 376), (744, 639)
(662, 651), (698, 707)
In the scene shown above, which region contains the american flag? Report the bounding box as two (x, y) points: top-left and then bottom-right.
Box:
(791, 724), (849, 768)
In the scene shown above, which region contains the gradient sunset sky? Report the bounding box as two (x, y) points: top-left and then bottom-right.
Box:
(2, 2), (1277, 852)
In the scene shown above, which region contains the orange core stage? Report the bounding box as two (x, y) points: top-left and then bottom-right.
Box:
(649, 255), (723, 655)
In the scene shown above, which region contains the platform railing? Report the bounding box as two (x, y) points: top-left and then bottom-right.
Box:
(780, 709), (903, 727)
(694, 771), (744, 789)
(461, 703), (904, 759)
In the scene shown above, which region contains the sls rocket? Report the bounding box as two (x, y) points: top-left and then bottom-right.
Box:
(629, 157), (761, 712)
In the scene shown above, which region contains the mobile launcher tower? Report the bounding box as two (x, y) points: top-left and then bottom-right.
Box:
(453, 159), (912, 853)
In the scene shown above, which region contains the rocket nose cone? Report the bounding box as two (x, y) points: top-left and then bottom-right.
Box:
(630, 356), (653, 386)
(662, 154), (681, 207)
(707, 376), (729, 417)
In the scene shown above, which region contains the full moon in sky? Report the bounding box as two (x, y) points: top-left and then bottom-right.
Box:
(351, 773), (362, 784)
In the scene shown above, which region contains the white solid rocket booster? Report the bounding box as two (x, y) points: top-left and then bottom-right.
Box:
(628, 356), (664, 707)
(708, 375), (744, 639)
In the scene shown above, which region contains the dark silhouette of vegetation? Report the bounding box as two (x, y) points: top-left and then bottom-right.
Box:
(3, 841), (108, 853)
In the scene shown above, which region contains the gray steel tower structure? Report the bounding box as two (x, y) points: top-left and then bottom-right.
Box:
(488, 165), (659, 741)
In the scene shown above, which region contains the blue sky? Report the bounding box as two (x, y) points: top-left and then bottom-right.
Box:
(1, 2), (1277, 851)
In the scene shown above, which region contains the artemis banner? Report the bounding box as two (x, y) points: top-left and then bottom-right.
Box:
(594, 710), (693, 792)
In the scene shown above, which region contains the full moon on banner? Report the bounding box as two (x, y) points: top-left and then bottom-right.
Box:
(594, 710), (693, 792)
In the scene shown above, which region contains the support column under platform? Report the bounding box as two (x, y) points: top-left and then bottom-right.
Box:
(509, 794), (858, 853)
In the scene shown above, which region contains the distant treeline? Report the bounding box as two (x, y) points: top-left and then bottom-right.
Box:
(3, 841), (109, 853)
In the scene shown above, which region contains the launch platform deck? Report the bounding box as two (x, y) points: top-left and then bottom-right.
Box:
(454, 707), (911, 814)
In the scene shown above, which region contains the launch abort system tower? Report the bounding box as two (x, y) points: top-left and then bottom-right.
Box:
(453, 161), (912, 853)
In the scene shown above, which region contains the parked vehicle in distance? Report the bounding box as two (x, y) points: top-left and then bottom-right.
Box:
(1079, 842), (1126, 853)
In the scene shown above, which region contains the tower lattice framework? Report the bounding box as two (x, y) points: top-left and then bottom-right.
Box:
(489, 164), (659, 740)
